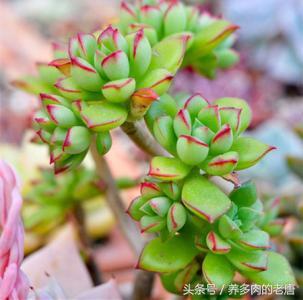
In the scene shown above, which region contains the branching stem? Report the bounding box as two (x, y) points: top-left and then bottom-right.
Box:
(90, 140), (143, 255)
(91, 137), (155, 299)
(121, 121), (168, 157)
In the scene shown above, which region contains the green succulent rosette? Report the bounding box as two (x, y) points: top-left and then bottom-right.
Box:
(147, 94), (276, 177)
(129, 177), (296, 295)
(23, 167), (138, 238)
(14, 0), (239, 174)
(128, 92), (296, 294)
(23, 167), (100, 234)
(119, 0), (239, 78)
(26, 23), (192, 173)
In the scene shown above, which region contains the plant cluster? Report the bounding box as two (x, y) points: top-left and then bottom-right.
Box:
(15, 0), (296, 298)
(16, 0), (238, 174)
(128, 94), (294, 294)
(23, 167), (137, 253)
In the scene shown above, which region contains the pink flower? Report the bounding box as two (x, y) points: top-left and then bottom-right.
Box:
(0, 160), (29, 300)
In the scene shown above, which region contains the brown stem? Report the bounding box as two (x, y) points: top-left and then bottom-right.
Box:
(133, 270), (155, 300)
(91, 139), (155, 299)
(70, 202), (102, 285)
(90, 140), (143, 255)
(121, 121), (168, 157)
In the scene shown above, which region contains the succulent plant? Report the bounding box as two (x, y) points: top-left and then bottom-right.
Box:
(13, 1), (297, 298)
(147, 94), (275, 176)
(128, 93), (296, 295)
(131, 178), (295, 295)
(119, 0), (239, 78)
(14, 0), (239, 174)
(23, 167), (137, 250)
(30, 25), (186, 174)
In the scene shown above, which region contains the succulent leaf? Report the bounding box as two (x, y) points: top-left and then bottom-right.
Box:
(198, 105), (221, 132)
(149, 33), (192, 74)
(130, 88), (159, 120)
(173, 109), (192, 137)
(167, 203), (187, 233)
(210, 124), (233, 155)
(138, 68), (173, 95)
(218, 215), (242, 240)
(102, 78), (136, 103)
(164, 1), (187, 35)
(128, 29), (152, 77)
(206, 231), (231, 254)
(95, 131), (112, 155)
(227, 247), (268, 272)
(149, 196), (172, 217)
(153, 115), (177, 153)
(176, 135), (209, 165)
(238, 230), (270, 250)
(202, 253), (235, 289)
(81, 102), (127, 132)
(127, 196), (149, 221)
(71, 57), (104, 91)
(242, 252), (296, 285)
(182, 176), (231, 223)
(203, 151), (239, 176)
(46, 104), (79, 128)
(183, 93), (209, 118)
(229, 181), (257, 207)
(140, 215), (166, 233)
(102, 50), (130, 80)
(138, 235), (199, 272)
(215, 97), (252, 134)
(62, 126), (91, 154)
(140, 181), (162, 199)
(149, 156), (191, 181)
(158, 182), (180, 202)
(231, 137), (276, 170)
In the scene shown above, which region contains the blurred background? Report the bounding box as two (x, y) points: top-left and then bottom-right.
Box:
(1, 0), (303, 298)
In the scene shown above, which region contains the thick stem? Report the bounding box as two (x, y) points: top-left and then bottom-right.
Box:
(121, 121), (168, 157)
(133, 270), (155, 300)
(90, 140), (155, 299)
(70, 202), (102, 285)
(90, 141), (143, 255)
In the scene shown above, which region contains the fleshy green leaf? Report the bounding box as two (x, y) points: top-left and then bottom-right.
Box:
(202, 151), (239, 176)
(231, 137), (276, 170)
(218, 215), (242, 240)
(102, 78), (136, 103)
(167, 203), (187, 233)
(140, 215), (166, 233)
(81, 102), (127, 132)
(149, 196), (171, 217)
(227, 247), (268, 272)
(206, 231), (231, 254)
(243, 252), (296, 285)
(138, 235), (199, 272)
(185, 20), (238, 62)
(210, 124), (233, 155)
(176, 135), (209, 165)
(95, 131), (112, 155)
(149, 157), (191, 181)
(202, 253), (235, 289)
(149, 33), (192, 74)
(238, 230), (270, 250)
(229, 181), (257, 207)
(182, 176), (231, 223)
(153, 115), (177, 154)
(215, 97), (252, 134)
(127, 196), (149, 221)
(198, 105), (221, 132)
